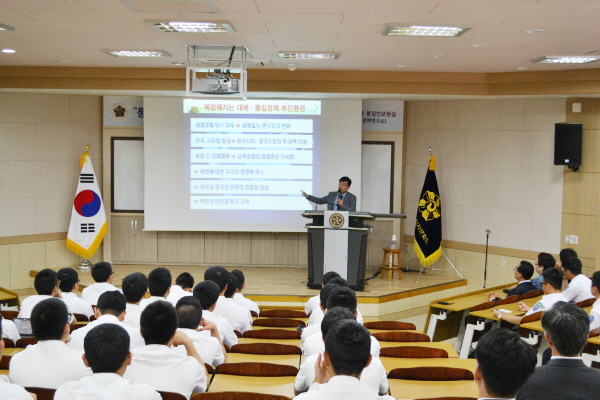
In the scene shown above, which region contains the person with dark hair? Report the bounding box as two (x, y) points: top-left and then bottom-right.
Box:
(140, 267), (172, 310)
(231, 269), (260, 316)
(213, 272), (253, 334)
(55, 324), (161, 400)
(557, 247), (577, 290)
(1, 305), (20, 343)
(69, 291), (145, 351)
(174, 296), (226, 367)
(517, 302), (600, 400)
(305, 271), (340, 317)
(493, 268), (567, 325)
(302, 284), (340, 345)
(81, 261), (120, 306)
(121, 272), (148, 329)
(193, 280), (237, 348)
(295, 307), (388, 396)
(0, 313), (35, 400)
(204, 265), (230, 293)
(10, 298), (91, 388)
(166, 272), (194, 307)
(561, 256), (593, 303)
(294, 319), (393, 400)
(302, 176), (357, 211)
(124, 301), (208, 399)
(589, 271), (600, 335)
(474, 329), (537, 399)
(531, 252), (556, 290)
(18, 268), (74, 321)
(306, 277), (364, 330)
(58, 267), (94, 319)
(488, 260), (537, 301)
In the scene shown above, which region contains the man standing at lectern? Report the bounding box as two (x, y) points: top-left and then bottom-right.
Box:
(302, 177), (357, 211)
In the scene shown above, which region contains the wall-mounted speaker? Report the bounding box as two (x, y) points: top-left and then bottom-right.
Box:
(554, 122), (582, 171)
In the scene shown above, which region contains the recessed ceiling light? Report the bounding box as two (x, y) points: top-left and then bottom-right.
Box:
(383, 25), (470, 37)
(104, 49), (171, 58)
(525, 29), (545, 34)
(149, 21), (234, 33)
(433, 54), (446, 58)
(472, 44), (488, 48)
(396, 64), (408, 68)
(517, 67), (528, 70)
(278, 52), (338, 60)
(2, 48), (16, 53)
(171, 62), (185, 66)
(531, 55), (600, 64)
(0, 23), (15, 31)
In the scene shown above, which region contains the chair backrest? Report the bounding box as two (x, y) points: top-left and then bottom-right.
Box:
(364, 321), (416, 331)
(215, 362), (298, 377)
(576, 298), (595, 307)
(388, 366), (474, 381)
(24, 387), (56, 400)
(70, 323), (87, 332)
(72, 313), (89, 322)
(520, 311), (542, 324)
(242, 329), (301, 340)
(252, 318), (305, 328)
(469, 300), (497, 312)
(1, 310), (19, 320)
(0, 354), (12, 369)
(230, 343), (301, 355)
(415, 397), (477, 400)
(191, 392), (291, 400)
(260, 309), (308, 319)
(379, 345), (448, 358)
(158, 391), (187, 400)
(16, 337), (37, 348)
(496, 295), (520, 305)
(234, 330), (242, 338)
(3, 338), (15, 348)
(250, 311), (259, 318)
(372, 331), (430, 342)
(520, 290), (543, 300)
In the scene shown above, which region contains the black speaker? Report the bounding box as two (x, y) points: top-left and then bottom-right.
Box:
(554, 122), (582, 171)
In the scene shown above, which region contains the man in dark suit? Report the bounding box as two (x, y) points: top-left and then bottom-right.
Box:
(517, 302), (600, 400)
(488, 260), (537, 301)
(302, 176), (357, 211)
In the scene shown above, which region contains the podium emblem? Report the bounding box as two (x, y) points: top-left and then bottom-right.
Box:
(329, 213), (344, 228)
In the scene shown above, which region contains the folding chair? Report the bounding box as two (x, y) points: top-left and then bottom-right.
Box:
(518, 311), (543, 347)
(260, 310), (308, 319)
(24, 387), (56, 400)
(0, 310), (19, 320)
(3, 338), (15, 348)
(73, 313), (89, 322)
(496, 295), (520, 305)
(364, 321), (416, 331)
(158, 391), (187, 400)
(519, 290), (543, 300)
(230, 343), (301, 355)
(192, 392), (291, 400)
(16, 337), (37, 348)
(242, 329), (301, 340)
(576, 298), (595, 307)
(252, 318), (305, 328)
(388, 366), (474, 381)
(215, 362), (298, 377)
(380, 345), (448, 358)
(415, 397), (477, 400)
(372, 331), (430, 343)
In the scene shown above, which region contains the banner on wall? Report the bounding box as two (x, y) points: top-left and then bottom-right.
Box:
(361, 100), (404, 132)
(414, 153), (442, 268)
(103, 96), (144, 127)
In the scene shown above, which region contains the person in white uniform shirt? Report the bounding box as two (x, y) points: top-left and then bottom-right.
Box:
(293, 319), (394, 400)
(69, 291), (145, 351)
(55, 324), (161, 400)
(0, 314), (36, 400)
(18, 268), (74, 322)
(306, 278), (364, 329)
(167, 272), (194, 307)
(57, 268), (94, 319)
(1, 311), (20, 343)
(302, 284), (341, 345)
(81, 262), (120, 306)
(174, 296), (226, 367)
(588, 271), (600, 335)
(193, 280), (238, 348)
(295, 307), (388, 396)
(124, 301), (208, 399)
(556, 248), (577, 289)
(304, 272), (340, 317)
(121, 272), (148, 330)
(206, 266), (252, 334)
(231, 269), (260, 316)
(10, 298), (92, 388)
(140, 267), (172, 310)
(474, 329), (537, 400)
(561, 257), (593, 304)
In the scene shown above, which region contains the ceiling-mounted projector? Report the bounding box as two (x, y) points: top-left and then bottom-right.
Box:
(192, 69), (239, 95)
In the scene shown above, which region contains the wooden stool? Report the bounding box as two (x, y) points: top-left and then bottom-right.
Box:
(381, 248), (402, 281)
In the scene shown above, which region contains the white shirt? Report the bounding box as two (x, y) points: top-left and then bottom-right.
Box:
(9, 340), (92, 389)
(68, 314), (145, 351)
(295, 353), (388, 395)
(307, 308), (364, 328)
(61, 292), (94, 319)
(589, 298), (600, 331)
(174, 328), (225, 367)
(303, 332), (380, 358)
(233, 292), (260, 316)
(214, 296), (252, 334)
(54, 373), (161, 400)
(124, 344), (207, 399)
(1, 318), (20, 343)
(305, 295), (320, 316)
(202, 309), (238, 348)
(0, 375), (32, 400)
(122, 303), (142, 330)
(525, 292), (568, 316)
(166, 286), (193, 307)
(293, 375), (395, 400)
(18, 295), (72, 319)
(81, 282), (121, 306)
(140, 296), (168, 310)
(562, 274), (594, 303)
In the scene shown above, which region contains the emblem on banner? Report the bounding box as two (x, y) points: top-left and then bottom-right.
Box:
(329, 213), (344, 228)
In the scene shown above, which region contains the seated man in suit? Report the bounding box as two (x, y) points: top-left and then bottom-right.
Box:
(57, 267), (94, 319)
(517, 302), (600, 400)
(121, 272), (148, 329)
(302, 176), (357, 211)
(81, 262), (120, 306)
(488, 260), (537, 301)
(531, 252), (556, 290)
(55, 324), (161, 400)
(561, 257), (593, 303)
(140, 267), (171, 310)
(193, 280), (238, 348)
(474, 329), (537, 400)
(0, 313), (36, 400)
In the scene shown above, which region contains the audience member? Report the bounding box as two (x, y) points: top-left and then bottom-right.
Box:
(556, 248), (577, 290)
(121, 272), (148, 329)
(307, 277), (364, 328)
(18, 268), (73, 321)
(193, 280), (238, 347)
(304, 271), (340, 317)
(589, 271), (600, 336)
(57, 267), (94, 319)
(10, 298), (91, 388)
(140, 267), (171, 310)
(531, 252), (556, 290)
(1, 307), (20, 343)
(207, 267), (252, 334)
(231, 269), (260, 316)
(124, 301), (208, 399)
(517, 302), (600, 400)
(69, 291), (144, 351)
(81, 262), (120, 306)
(0, 314), (36, 400)
(54, 324), (161, 400)
(488, 261), (536, 301)
(474, 329), (537, 400)
(166, 272), (194, 307)
(561, 257), (593, 303)
(301, 284), (340, 344)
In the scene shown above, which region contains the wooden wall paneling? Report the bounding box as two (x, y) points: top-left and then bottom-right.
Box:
(562, 172), (600, 215)
(297, 233), (308, 266)
(560, 214), (598, 259)
(251, 232), (276, 265)
(0, 245), (10, 288)
(204, 232), (229, 264)
(179, 232), (205, 264)
(579, 130), (600, 173)
(157, 231), (182, 263)
(133, 216), (157, 263)
(111, 216), (135, 262)
(273, 233), (300, 266)
(567, 99), (600, 129)
(226, 232), (252, 265)
(9, 242), (45, 289)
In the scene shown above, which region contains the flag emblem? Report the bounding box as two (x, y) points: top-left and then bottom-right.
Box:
(418, 191), (441, 221)
(414, 153), (442, 268)
(74, 190), (102, 217)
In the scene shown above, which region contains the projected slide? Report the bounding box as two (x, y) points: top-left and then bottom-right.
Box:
(184, 100), (321, 211)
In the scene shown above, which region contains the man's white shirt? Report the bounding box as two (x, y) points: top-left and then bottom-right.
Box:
(562, 274), (594, 303)
(140, 296), (169, 310)
(68, 314), (145, 351)
(525, 292), (568, 316)
(18, 295), (72, 319)
(303, 331), (380, 358)
(1, 318), (20, 343)
(233, 292), (260, 316)
(293, 375), (395, 400)
(589, 298), (600, 331)
(54, 373), (161, 400)
(9, 340), (92, 389)
(81, 282), (121, 306)
(304, 295), (320, 316)
(61, 292), (94, 319)
(307, 308), (364, 328)
(174, 328), (225, 367)
(202, 309), (238, 348)
(166, 286), (193, 307)
(0, 375), (32, 400)
(122, 303), (142, 330)
(214, 296), (252, 334)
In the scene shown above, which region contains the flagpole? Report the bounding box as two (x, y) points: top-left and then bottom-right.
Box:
(77, 144), (93, 271)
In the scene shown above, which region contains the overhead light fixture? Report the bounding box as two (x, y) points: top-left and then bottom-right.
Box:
(525, 29), (545, 34)
(531, 55), (600, 64)
(517, 67), (528, 70)
(150, 21), (234, 33)
(278, 52), (338, 60)
(383, 25), (470, 37)
(0, 23), (15, 31)
(2, 48), (16, 53)
(104, 49), (171, 57)
(472, 44), (488, 48)
(171, 62), (186, 66)
(433, 54), (446, 58)
(396, 64), (408, 68)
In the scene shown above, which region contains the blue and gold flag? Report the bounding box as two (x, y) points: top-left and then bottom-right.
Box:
(414, 153), (442, 267)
